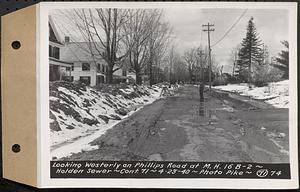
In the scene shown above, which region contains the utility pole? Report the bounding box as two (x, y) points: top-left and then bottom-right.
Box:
(262, 43), (265, 65)
(169, 45), (174, 85)
(169, 54), (173, 84)
(198, 50), (205, 102)
(202, 22), (214, 92)
(197, 50), (205, 82)
(232, 50), (238, 76)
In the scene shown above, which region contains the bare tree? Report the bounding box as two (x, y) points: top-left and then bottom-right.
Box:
(122, 9), (154, 84)
(55, 8), (171, 85)
(58, 8), (129, 84)
(229, 45), (241, 77)
(168, 45), (176, 83)
(165, 45), (190, 84)
(147, 10), (173, 86)
(173, 54), (189, 83)
(183, 48), (197, 82)
(183, 46), (208, 83)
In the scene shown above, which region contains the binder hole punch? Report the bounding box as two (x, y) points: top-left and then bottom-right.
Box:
(12, 144), (21, 153)
(11, 41), (21, 49)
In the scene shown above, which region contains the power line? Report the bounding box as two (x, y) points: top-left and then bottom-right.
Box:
(211, 9), (248, 47)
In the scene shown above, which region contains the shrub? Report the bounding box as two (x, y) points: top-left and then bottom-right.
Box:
(252, 65), (284, 87)
(212, 76), (228, 86)
(225, 73), (241, 84)
(252, 66), (269, 87)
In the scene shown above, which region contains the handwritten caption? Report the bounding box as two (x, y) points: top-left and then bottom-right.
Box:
(50, 161), (290, 179)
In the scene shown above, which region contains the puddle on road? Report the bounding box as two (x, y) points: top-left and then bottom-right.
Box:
(236, 125), (289, 163)
(198, 102), (219, 126)
(198, 101), (234, 118)
(168, 115), (252, 162)
(199, 101), (206, 117)
(196, 101), (289, 163)
(198, 101), (214, 118)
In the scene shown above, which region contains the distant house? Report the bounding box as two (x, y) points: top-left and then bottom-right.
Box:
(49, 17), (73, 81)
(113, 63), (136, 84)
(60, 37), (133, 86)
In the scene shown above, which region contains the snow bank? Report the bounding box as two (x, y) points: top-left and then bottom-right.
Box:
(50, 82), (161, 158)
(213, 80), (289, 108)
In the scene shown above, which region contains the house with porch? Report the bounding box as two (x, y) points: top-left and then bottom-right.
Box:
(60, 37), (133, 86)
(60, 40), (108, 86)
(49, 17), (73, 81)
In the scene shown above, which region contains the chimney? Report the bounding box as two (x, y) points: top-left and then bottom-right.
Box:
(65, 36), (70, 43)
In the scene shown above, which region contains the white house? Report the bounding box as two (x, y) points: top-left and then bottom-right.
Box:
(60, 40), (108, 86)
(113, 63), (136, 84)
(49, 17), (73, 81)
(60, 37), (134, 86)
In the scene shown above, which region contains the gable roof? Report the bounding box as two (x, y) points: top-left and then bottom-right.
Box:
(61, 42), (106, 63)
(61, 42), (128, 70)
(49, 16), (62, 45)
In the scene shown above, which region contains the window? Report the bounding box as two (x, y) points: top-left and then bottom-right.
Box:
(79, 76), (91, 85)
(53, 47), (60, 59)
(66, 67), (71, 71)
(71, 66), (74, 71)
(82, 63), (90, 71)
(97, 64), (101, 72)
(49, 45), (60, 59)
(49, 45), (52, 57)
(97, 63), (106, 73)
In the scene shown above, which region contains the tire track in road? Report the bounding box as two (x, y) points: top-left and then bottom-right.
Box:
(62, 85), (289, 163)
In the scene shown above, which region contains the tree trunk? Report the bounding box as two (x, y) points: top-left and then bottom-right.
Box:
(248, 39), (252, 84)
(199, 82), (204, 102)
(189, 64), (193, 83)
(149, 60), (153, 86)
(136, 71), (142, 85)
(107, 65), (114, 84)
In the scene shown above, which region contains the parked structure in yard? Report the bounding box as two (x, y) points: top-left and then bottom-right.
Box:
(49, 17), (73, 81)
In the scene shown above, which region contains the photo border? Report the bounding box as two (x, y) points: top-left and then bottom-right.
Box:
(38, 1), (298, 189)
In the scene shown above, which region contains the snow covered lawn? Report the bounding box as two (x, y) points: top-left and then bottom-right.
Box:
(50, 82), (161, 159)
(213, 80), (289, 108)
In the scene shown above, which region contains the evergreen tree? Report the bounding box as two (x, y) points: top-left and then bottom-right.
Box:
(236, 17), (263, 83)
(262, 44), (270, 65)
(273, 40), (289, 79)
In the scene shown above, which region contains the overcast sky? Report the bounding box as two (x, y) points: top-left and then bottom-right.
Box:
(51, 8), (289, 73)
(163, 8), (289, 72)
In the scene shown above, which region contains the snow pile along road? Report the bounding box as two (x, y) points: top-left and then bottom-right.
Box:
(50, 82), (161, 159)
(213, 80), (289, 108)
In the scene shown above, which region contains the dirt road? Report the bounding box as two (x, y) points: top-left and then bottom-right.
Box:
(63, 85), (289, 163)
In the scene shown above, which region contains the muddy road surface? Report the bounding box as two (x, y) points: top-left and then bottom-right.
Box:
(62, 85), (289, 163)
